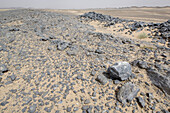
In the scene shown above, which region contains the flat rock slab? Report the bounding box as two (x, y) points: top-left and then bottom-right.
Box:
(108, 62), (132, 80)
(117, 82), (140, 104)
(147, 69), (170, 95)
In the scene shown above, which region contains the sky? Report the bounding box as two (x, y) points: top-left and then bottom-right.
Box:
(0, 0), (170, 9)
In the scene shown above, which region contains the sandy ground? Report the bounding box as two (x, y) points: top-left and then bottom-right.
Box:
(1, 7), (169, 22)
(44, 7), (170, 23)
(0, 8), (169, 113)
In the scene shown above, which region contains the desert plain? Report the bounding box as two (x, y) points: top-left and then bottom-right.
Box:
(0, 7), (169, 113)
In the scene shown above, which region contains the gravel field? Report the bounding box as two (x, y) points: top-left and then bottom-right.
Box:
(0, 9), (169, 113)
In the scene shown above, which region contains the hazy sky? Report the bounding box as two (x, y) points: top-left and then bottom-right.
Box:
(1, 0), (170, 9)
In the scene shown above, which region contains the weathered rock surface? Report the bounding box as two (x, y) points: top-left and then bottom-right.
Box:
(108, 62), (132, 80)
(117, 82), (140, 104)
(147, 69), (170, 95)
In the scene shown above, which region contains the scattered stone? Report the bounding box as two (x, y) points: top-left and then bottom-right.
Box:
(108, 62), (132, 80)
(84, 99), (91, 104)
(137, 61), (148, 69)
(114, 80), (120, 84)
(136, 97), (145, 108)
(9, 28), (20, 31)
(28, 104), (36, 113)
(0, 64), (8, 73)
(57, 41), (69, 51)
(117, 82), (140, 104)
(40, 37), (49, 41)
(96, 74), (108, 85)
(0, 101), (9, 106)
(23, 97), (32, 105)
(10, 74), (17, 81)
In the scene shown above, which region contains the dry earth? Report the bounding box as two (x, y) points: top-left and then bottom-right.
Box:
(0, 8), (169, 113)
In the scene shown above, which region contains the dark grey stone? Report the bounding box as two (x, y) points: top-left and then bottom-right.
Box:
(22, 107), (27, 113)
(40, 37), (49, 41)
(117, 82), (140, 104)
(73, 107), (79, 111)
(57, 41), (69, 51)
(136, 97), (145, 108)
(96, 74), (108, 85)
(28, 104), (36, 113)
(114, 80), (120, 84)
(108, 62), (132, 80)
(82, 105), (89, 110)
(137, 61), (148, 69)
(84, 99), (91, 104)
(44, 107), (52, 112)
(9, 89), (17, 93)
(0, 64), (8, 73)
(23, 97), (32, 105)
(10, 74), (17, 81)
(147, 69), (170, 95)
(9, 28), (20, 31)
(55, 110), (60, 113)
(0, 101), (9, 106)
(66, 107), (72, 112)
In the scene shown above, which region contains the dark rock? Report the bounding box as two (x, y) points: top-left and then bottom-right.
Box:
(84, 99), (91, 104)
(9, 89), (17, 93)
(117, 82), (140, 104)
(114, 80), (120, 84)
(9, 28), (20, 31)
(108, 62), (132, 80)
(82, 105), (89, 110)
(40, 37), (49, 41)
(96, 74), (108, 85)
(55, 110), (60, 113)
(73, 107), (79, 111)
(0, 64), (8, 73)
(22, 107), (27, 113)
(10, 74), (17, 81)
(131, 60), (148, 69)
(67, 50), (77, 56)
(91, 70), (96, 76)
(28, 104), (36, 113)
(95, 48), (105, 54)
(137, 61), (148, 69)
(5, 81), (13, 85)
(161, 109), (170, 113)
(23, 97), (32, 105)
(0, 101), (9, 106)
(57, 41), (69, 51)
(66, 107), (72, 112)
(147, 69), (170, 95)
(44, 107), (52, 112)
(136, 97), (145, 108)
